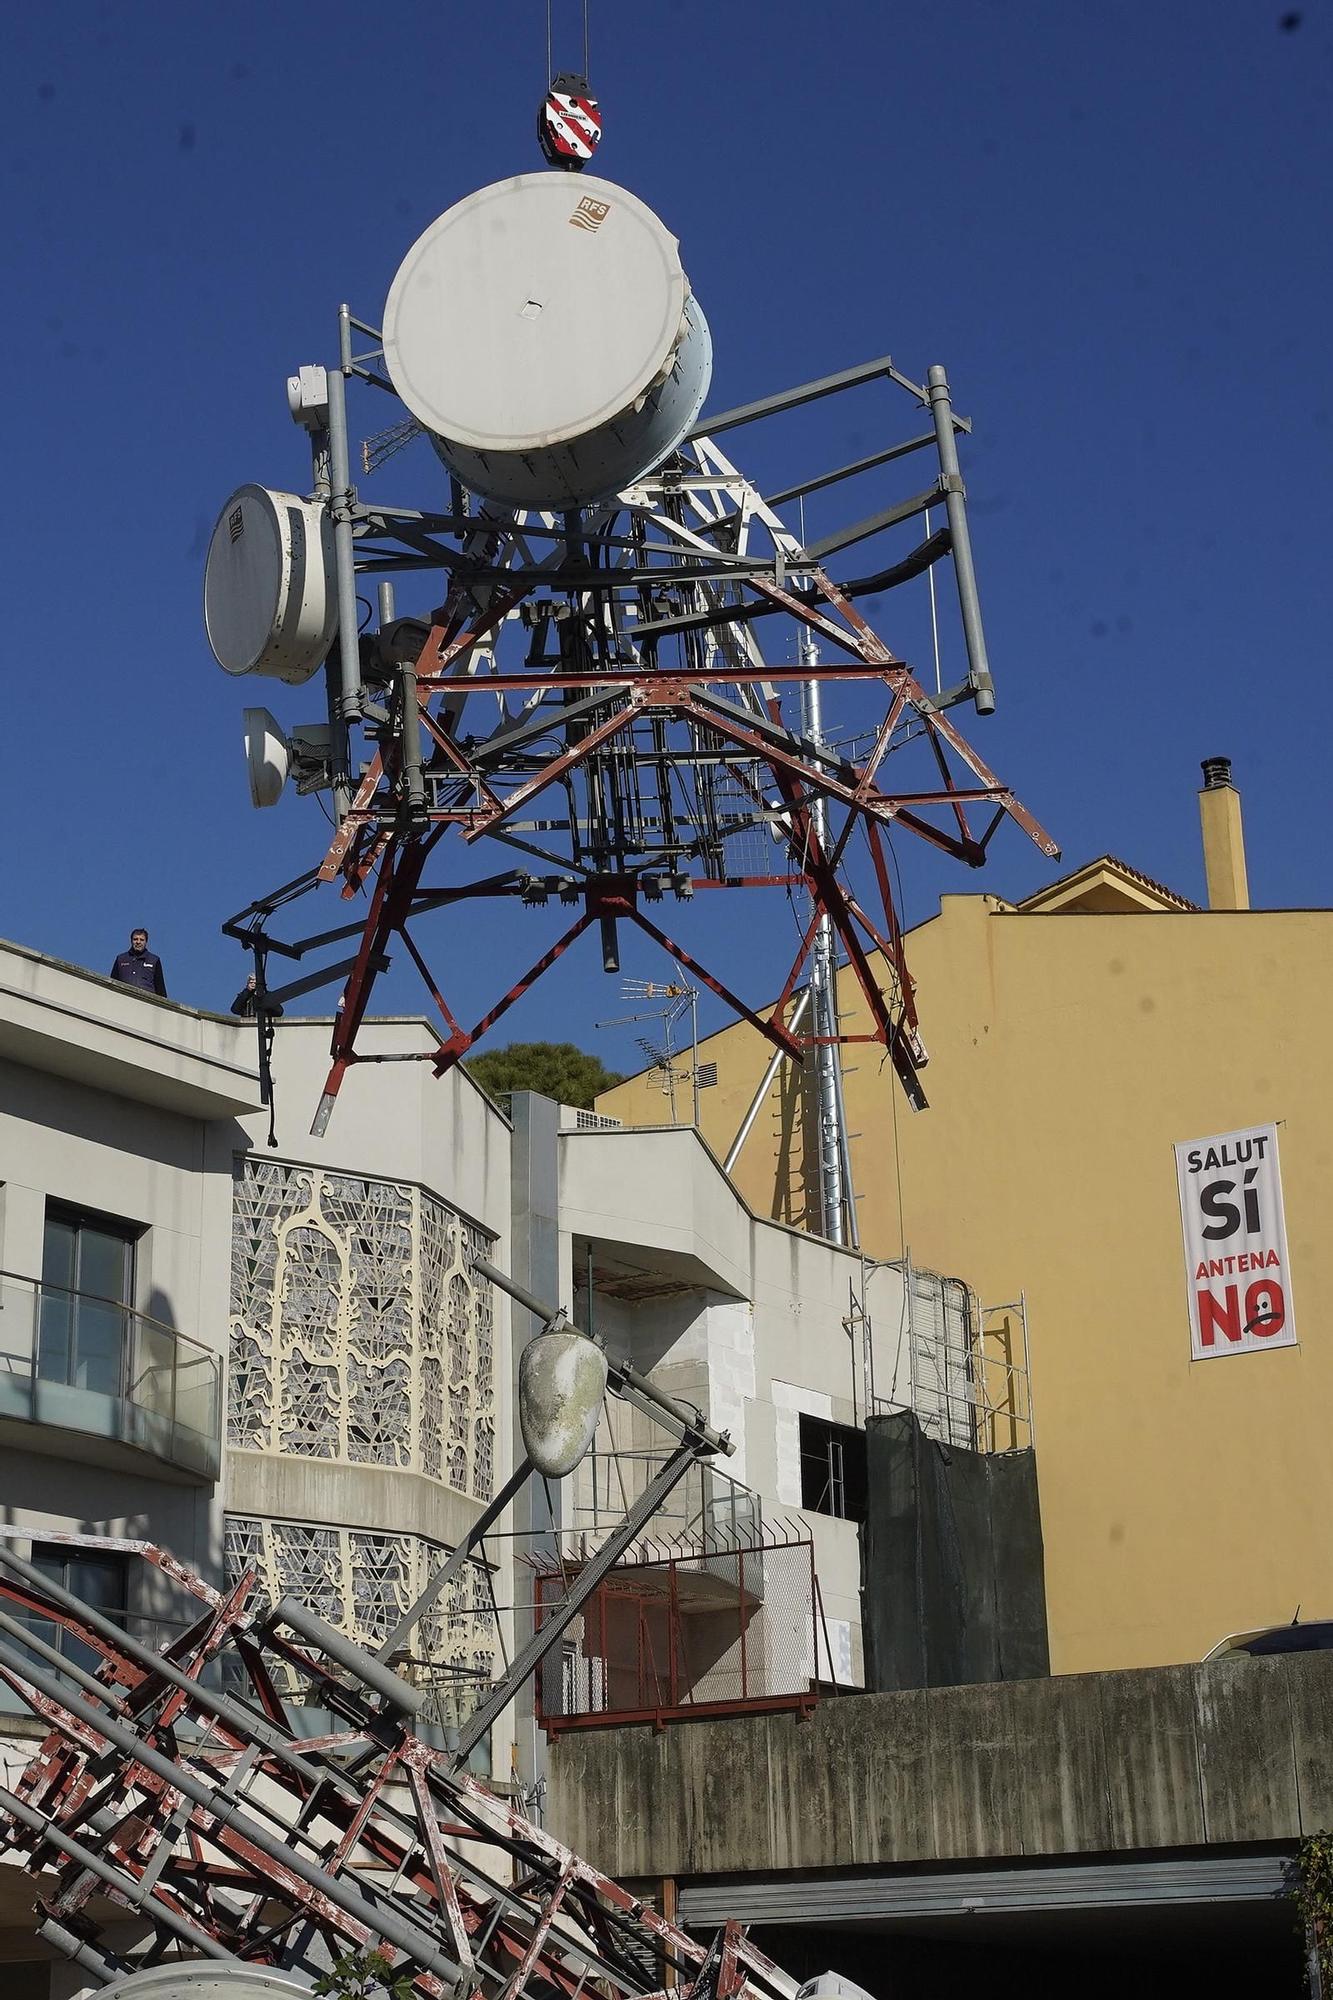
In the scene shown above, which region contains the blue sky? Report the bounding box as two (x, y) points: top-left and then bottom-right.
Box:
(5, 1), (1331, 1080)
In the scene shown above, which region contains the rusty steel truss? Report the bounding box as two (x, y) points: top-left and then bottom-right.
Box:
(0, 1531), (798, 1999)
(224, 332), (1058, 1138)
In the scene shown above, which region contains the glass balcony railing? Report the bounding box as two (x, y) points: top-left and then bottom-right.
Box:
(0, 1270), (221, 1482)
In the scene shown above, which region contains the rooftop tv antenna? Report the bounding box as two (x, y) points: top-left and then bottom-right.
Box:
(598, 976), (706, 1123)
(210, 78), (1058, 1151)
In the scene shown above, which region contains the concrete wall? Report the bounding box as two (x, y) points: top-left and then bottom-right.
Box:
(0, 961), (519, 1746)
(599, 893), (1333, 1675)
(239, 1018), (511, 1235)
(0, 946), (259, 1589)
(559, 1126), (924, 1685)
(549, 1651), (1333, 1881)
(223, 1018), (517, 1752)
(227, 1016), (513, 1545)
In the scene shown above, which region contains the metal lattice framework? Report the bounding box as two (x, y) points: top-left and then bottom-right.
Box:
(229, 1157), (495, 1500)
(222, 1516), (496, 1725)
(226, 331), (1058, 1140)
(0, 1536), (799, 2000)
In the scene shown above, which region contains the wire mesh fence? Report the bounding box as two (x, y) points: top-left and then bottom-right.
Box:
(530, 1531), (825, 1733)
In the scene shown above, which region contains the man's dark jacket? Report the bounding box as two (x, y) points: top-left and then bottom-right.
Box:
(110, 949), (167, 997)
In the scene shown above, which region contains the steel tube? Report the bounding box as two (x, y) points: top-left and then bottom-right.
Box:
(398, 659), (427, 820)
(0, 1781), (234, 1964)
(610, 1361), (732, 1456)
(802, 663), (847, 1247)
(0, 1601), (134, 1712)
(0, 1543), (339, 1795)
(451, 1445), (698, 1761)
(472, 1259), (731, 1454)
(36, 1917), (121, 1987)
(376, 1455), (533, 1662)
(272, 1598), (423, 1715)
(927, 364), (995, 714)
(831, 1040), (860, 1252)
(380, 578), (427, 823)
(0, 1633), (463, 1988)
(325, 363), (366, 732)
(688, 355), (901, 440)
(472, 1256), (559, 1332)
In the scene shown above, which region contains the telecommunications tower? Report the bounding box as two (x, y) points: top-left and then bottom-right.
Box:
(0, 47), (1058, 2000)
(205, 69), (1057, 1235)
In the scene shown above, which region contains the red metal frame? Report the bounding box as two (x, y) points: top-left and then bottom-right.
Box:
(295, 551), (1056, 1129)
(530, 1534), (824, 1738)
(0, 1538), (800, 2000)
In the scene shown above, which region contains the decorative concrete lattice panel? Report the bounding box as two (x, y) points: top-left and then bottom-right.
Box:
(223, 1513), (495, 1717)
(228, 1158), (495, 1500)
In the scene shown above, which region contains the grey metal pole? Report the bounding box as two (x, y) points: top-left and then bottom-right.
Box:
(375, 1455), (533, 1663)
(723, 987), (812, 1174)
(379, 578), (427, 824)
(325, 355), (365, 746)
(0, 1543), (340, 1796)
(472, 1257), (731, 1454)
(927, 363), (995, 715)
(690, 987), (701, 1129)
(36, 1917), (122, 1988)
(450, 1444), (698, 1762)
(801, 649), (847, 1246)
(832, 1044), (860, 1252)
(0, 1782), (235, 1965)
(309, 411), (352, 818)
(272, 1597), (424, 1715)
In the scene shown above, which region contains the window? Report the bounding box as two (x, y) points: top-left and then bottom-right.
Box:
(27, 1544), (129, 1676)
(799, 1414), (868, 1523)
(38, 1206), (138, 1399)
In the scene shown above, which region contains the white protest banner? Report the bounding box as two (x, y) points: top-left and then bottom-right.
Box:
(1175, 1123), (1297, 1361)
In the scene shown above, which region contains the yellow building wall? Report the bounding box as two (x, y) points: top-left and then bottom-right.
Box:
(598, 894), (1333, 1675)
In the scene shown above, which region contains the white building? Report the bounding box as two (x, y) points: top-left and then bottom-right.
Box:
(0, 937), (1009, 1992)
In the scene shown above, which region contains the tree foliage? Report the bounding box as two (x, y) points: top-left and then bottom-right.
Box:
(465, 1040), (623, 1110)
(315, 1949), (414, 2000)
(1293, 1831), (1333, 1990)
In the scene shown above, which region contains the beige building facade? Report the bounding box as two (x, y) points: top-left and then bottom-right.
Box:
(599, 785), (1333, 1676)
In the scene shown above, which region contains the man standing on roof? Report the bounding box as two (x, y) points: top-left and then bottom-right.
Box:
(110, 927), (167, 998)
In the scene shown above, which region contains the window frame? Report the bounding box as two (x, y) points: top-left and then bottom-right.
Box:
(798, 1412), (869, 1524)
(38, 1202), (142, 1398)
(26, 1541), (131, 1674)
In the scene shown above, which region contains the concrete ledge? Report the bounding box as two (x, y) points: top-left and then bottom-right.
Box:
(0, 940), (261, 1117)
(548, 1653), (1333, 1880)
(225, 1450), (487, 1549)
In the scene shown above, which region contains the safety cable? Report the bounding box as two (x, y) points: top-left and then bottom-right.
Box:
(545, 0), (591, 83)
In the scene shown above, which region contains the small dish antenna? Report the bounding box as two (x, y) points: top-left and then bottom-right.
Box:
(243, 709), (332, 810)
(204, 486), (337, 685)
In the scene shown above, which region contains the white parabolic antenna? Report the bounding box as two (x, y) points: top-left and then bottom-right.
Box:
(101, 1969), (312, 1999)
(382, 172), (713, 509)
(204, 486), (337, 685)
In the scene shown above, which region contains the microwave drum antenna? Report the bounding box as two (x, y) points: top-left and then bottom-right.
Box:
(381, 172), (711, 511)
(203, 485), (337, 685)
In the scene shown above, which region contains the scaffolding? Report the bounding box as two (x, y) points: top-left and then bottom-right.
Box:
(854, 1256), (1034, 1454)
